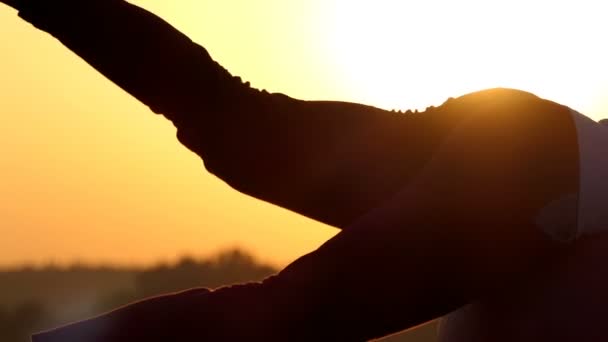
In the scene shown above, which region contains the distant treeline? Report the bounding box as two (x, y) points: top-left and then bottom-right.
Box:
(0, 249), (437, 342)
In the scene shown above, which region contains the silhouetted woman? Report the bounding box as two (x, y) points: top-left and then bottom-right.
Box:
(1, 1), (607, 341)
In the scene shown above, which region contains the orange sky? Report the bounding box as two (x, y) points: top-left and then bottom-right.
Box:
(1, 0), (606, 267)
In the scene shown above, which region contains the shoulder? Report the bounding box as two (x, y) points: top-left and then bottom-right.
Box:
(445, 87), (572, 121)
(453, 87), (542, 107)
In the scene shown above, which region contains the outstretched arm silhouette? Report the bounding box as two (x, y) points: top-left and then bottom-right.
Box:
(9, 0), (462, 229)
(0, 0), (16, 9)
(3, 1), (584, 341)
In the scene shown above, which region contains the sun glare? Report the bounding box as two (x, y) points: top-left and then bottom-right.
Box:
(326, 0), (607, 118)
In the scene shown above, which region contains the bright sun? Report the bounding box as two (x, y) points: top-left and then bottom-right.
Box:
(325, 0), (607, 118)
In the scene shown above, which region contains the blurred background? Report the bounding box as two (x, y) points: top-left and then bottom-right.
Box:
(0, 249), (437, 341)
(1, 0), (606, 340)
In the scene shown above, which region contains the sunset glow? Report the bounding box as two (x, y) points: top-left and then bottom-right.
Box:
(326, 0), (608, 113)
(0, 0), (606, 267)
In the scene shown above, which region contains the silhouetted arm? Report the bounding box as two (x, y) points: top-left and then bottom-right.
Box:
(11, 0), (458, 229)
(32, 93), (576, 340)
(0, 0), (18, 9)
(14, 0), (231, 121)
(30, 89), (578, 342)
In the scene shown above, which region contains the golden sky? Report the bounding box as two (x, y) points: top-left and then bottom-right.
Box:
(0, 0), (606, 267)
